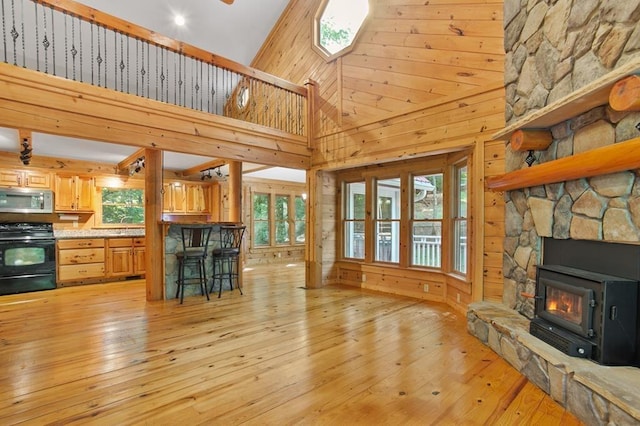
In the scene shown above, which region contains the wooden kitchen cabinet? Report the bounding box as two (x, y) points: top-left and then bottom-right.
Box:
(0, 168), (51, 188)
(163, 182), (186, 213)
(57, 238), (106, 285)
(133, 237), (146, 275)
(185, 184), (210, 213)
(55, 174), (94, 212)
(107, 238), (135, 277)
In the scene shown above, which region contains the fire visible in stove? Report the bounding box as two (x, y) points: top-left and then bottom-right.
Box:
(545, 286), (582, 325)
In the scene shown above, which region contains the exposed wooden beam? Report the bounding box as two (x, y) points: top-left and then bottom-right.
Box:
(510, 129), (552, 152)
(179, 159), (227, 177)
(486, 136), (640, 192)
(609, 75), (640, 111)
(117, 148), (146, 174)
(0, 63), (311, 169)
(242, 165), (271, 174)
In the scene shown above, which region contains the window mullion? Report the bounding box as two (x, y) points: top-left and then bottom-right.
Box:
(364, 178), (374, 263)
(399, 172), (409, 268)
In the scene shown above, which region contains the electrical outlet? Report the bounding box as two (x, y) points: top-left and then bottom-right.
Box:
(456, 293), (461, 303)
(423, 284), (429, 292)
(362, 273), (367, 282)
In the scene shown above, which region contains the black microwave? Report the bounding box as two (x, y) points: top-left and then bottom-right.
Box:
(0, 188), (54, 213)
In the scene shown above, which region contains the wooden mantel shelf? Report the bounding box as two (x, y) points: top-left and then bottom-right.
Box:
(492, 57), (640, 141)
(486, 136), (640, 191)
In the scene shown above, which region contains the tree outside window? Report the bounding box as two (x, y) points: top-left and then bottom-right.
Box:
(294, 195), (306, 243)
(101, 188), (144, 225)
(253, 193), (270, 247)
(275, 195), (290, 245)
(315, 0), (369, 59)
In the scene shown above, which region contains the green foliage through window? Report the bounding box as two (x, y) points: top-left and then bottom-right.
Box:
(253, 193), (270, 246)
(318, 0), (369, 55)
(102, 188), (144, 225)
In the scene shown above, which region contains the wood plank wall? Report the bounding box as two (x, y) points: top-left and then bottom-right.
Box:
(483, 140), (506, 303)
(252, 0), (506, 307)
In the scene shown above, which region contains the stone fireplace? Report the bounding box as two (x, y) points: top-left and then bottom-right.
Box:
(468, 0), (640, 424)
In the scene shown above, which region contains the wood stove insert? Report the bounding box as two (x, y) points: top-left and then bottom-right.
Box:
(531, 264), (638, 366)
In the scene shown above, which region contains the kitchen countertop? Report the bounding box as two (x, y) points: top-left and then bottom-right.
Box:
(54, 229), (145, 239)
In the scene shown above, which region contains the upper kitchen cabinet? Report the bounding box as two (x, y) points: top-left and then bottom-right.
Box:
(185, 184), (210, 214)
(0, 168), (51, 189)
(163, 181), (212, 214)
(163, 181), (187, 213)
(54, 174), (94, 212)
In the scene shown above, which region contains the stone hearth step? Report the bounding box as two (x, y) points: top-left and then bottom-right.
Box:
(467, 301), (640, 425)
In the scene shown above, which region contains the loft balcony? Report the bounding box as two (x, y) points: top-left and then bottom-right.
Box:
(0, 0), (311, 169)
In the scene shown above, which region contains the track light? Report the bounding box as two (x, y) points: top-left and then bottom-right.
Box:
(200, 166), (226, 181)
(19, 139), (32, 165)
(129, 157), (145, 175)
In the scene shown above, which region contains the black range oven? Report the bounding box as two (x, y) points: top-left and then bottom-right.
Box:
(0, 222), (56, 295)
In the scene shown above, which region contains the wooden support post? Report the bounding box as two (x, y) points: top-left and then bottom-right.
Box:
(228, 161), (242, 222)
(304, 79), (317, 150)
(305, 169), (323, 289)
(144, 149), (164, 301)
(609, 75), (640, 111)
(509, 129), (552, 151)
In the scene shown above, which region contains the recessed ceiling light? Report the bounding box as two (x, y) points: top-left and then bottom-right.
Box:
(174, 14), (186, 26)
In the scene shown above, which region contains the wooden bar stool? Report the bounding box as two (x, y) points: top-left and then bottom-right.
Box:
(176, 226), (212, 304)
(210, 225), (246, 298)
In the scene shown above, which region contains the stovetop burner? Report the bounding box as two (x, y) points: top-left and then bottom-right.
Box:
(0, 222), (54, 240)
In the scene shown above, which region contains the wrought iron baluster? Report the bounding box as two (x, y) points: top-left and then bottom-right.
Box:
(113, 30), (117, 91)
(10, 0), (18, 66)
(156, 47), (165, 102)
(102, 25), (107, 88)
(154, 43), (158, 101)
(136, 37), (140, 96)
(119, 31), (125, 93)
(125, 33), (129, 93)
(41, 4), (49, 74)
(2, 0), (7, 64)
(165, 48), (169, 103)
(146, 41), (150, 98)
(50, 6), (55, 75)
(63, 11), (68, 78)
(78, 17), (82, 82)
(20, 0), (24, 67)
(34, 2), (39, 71)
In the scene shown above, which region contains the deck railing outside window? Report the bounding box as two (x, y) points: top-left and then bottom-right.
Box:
(0, 0), (307, 136)
(351, 233), (467, 269)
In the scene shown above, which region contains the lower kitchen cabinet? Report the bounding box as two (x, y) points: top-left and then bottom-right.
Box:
(107, 238), (135, 277)
(133, 238), (146, 275)
(57, 238), (106, 285)
(56, 236), (146, 286)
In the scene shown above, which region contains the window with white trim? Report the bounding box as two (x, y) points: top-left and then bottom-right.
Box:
(343, 181), (365, 259)
(453, 163), (468, 274)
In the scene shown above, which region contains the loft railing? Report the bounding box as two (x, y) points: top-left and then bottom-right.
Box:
(0, 0), (308, 136)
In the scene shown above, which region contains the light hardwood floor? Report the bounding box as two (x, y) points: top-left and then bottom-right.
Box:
(0, 263), (582, 425)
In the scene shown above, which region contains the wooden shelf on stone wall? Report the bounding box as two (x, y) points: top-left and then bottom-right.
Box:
(486, 136), (640, 191)
(492, 57), (640, 141)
